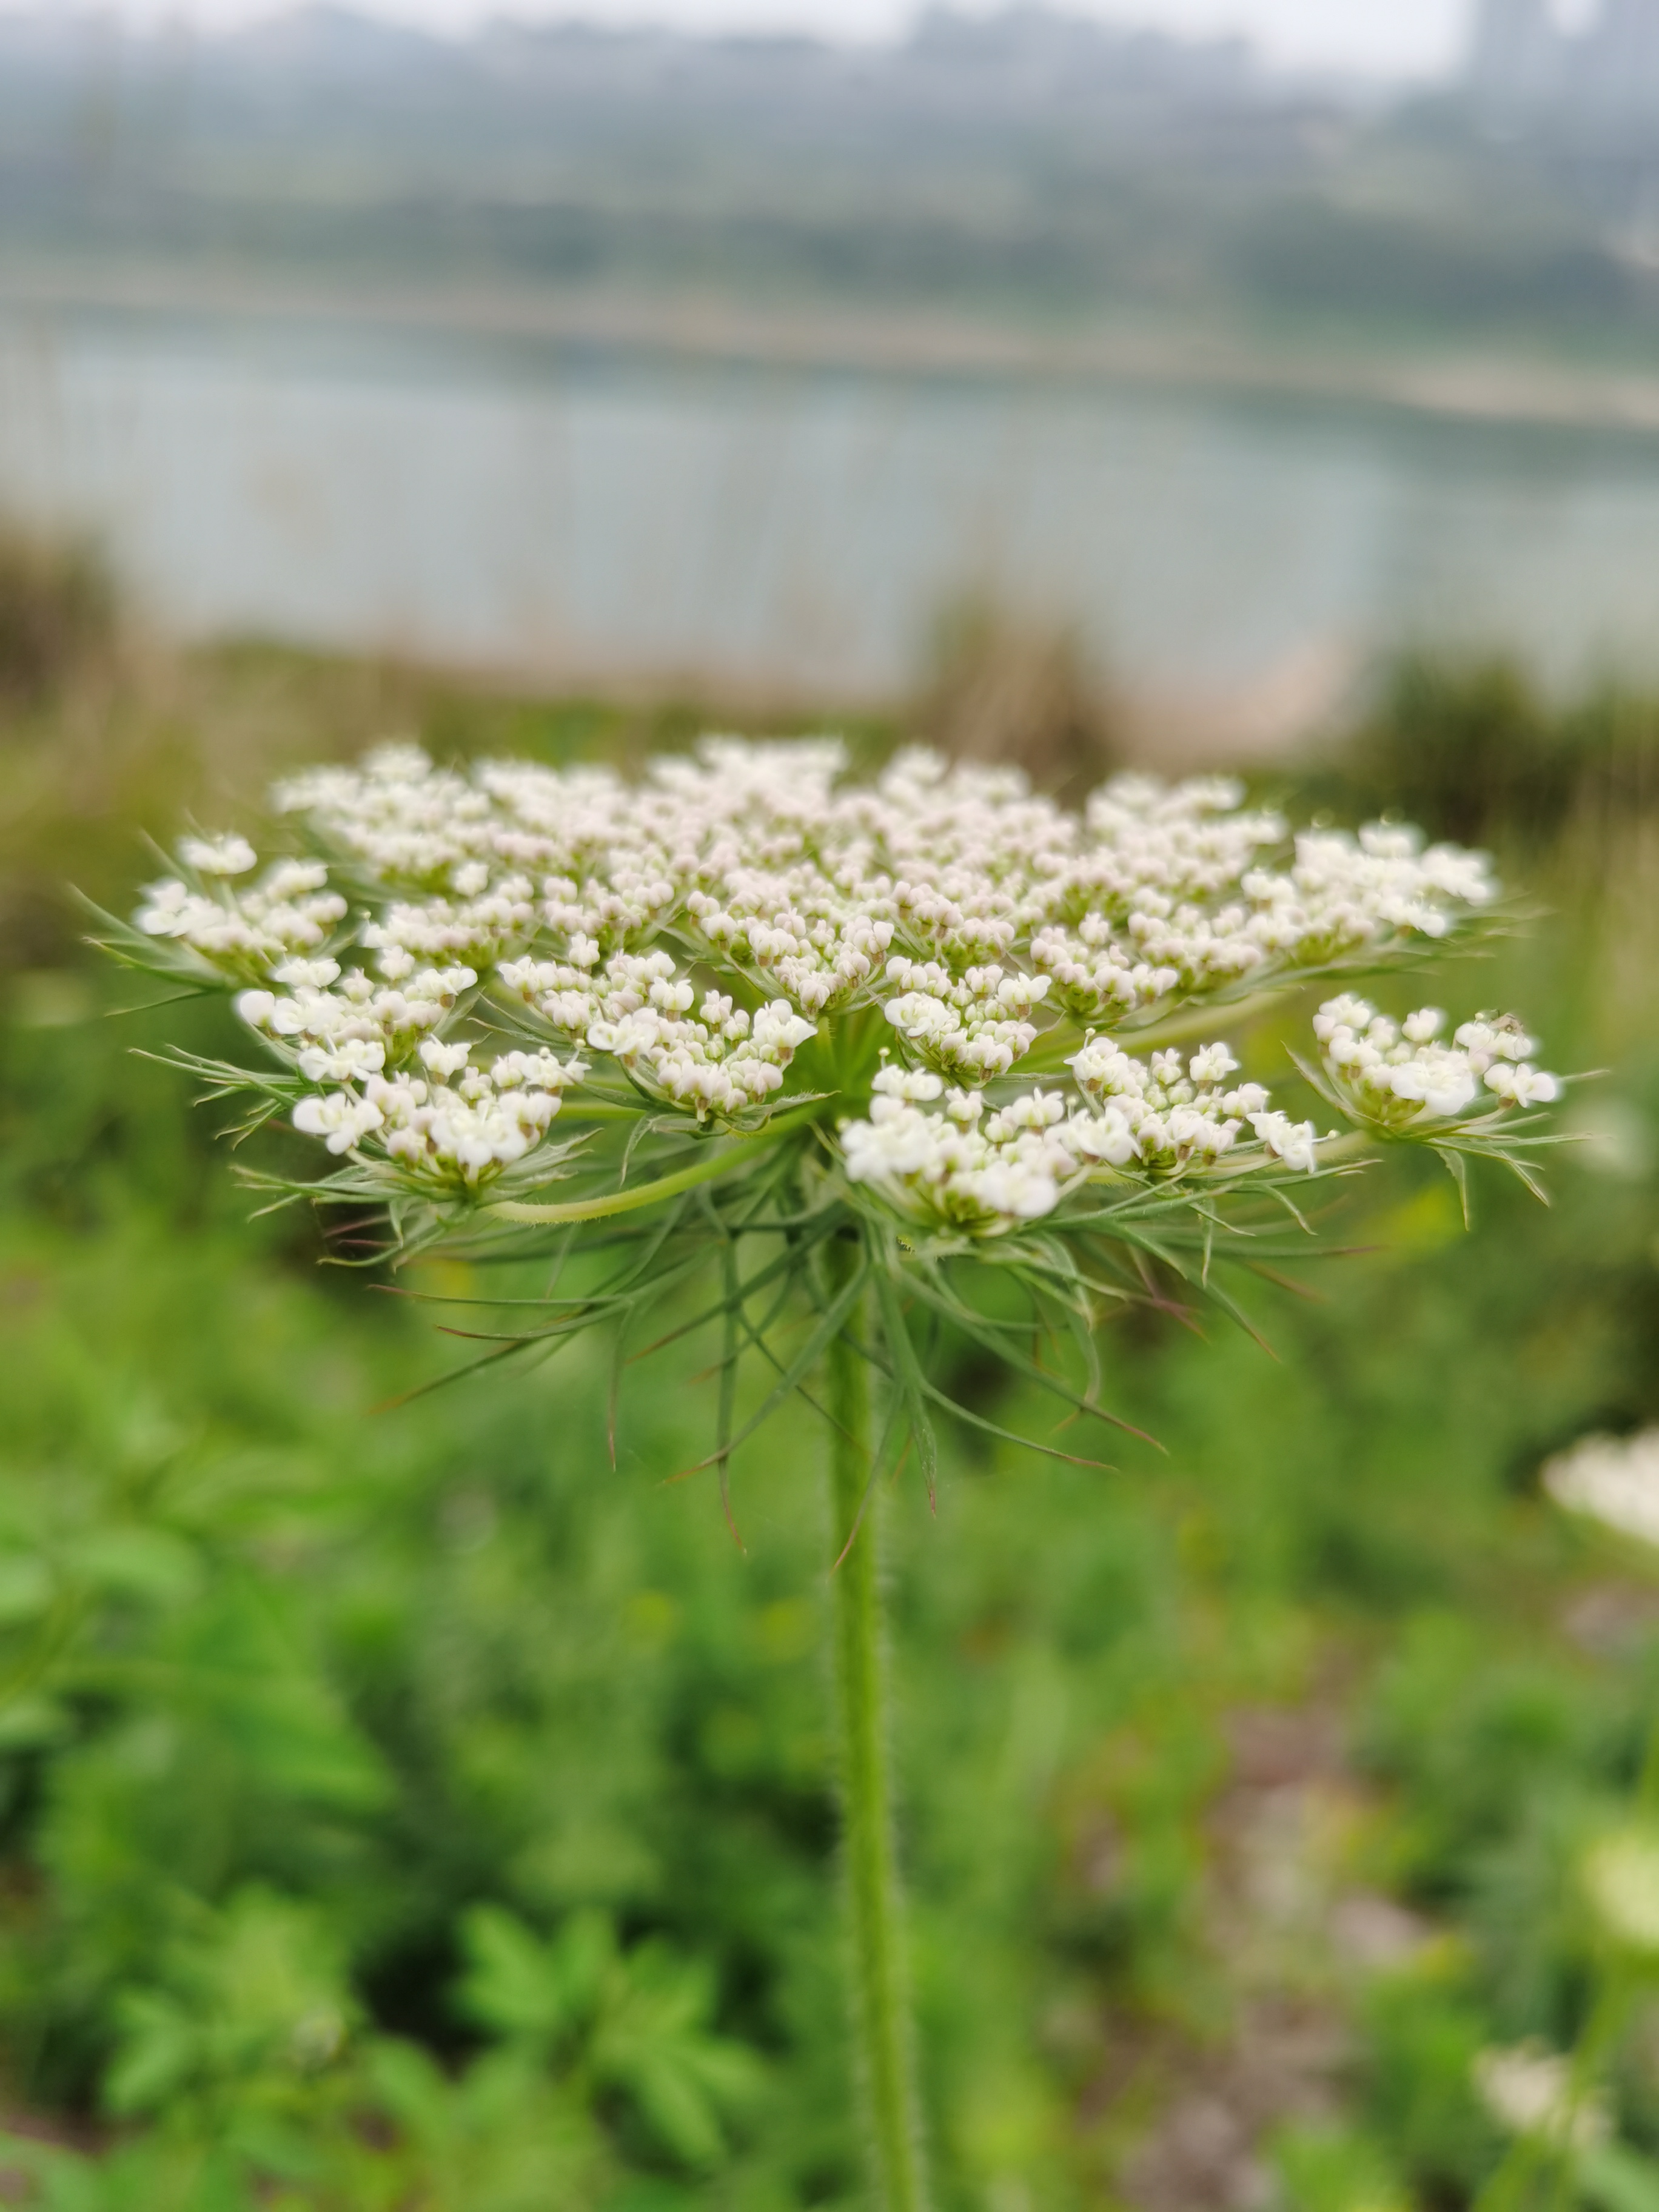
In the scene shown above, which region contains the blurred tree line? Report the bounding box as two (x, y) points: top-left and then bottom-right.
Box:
(1, 535), (1659, 2208)
(5, 12), (1659, 365)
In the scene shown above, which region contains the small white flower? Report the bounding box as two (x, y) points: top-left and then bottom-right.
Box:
(1313, 994), (1375, 1042)
(1387, 1055), (1480, 1119)
(1359, 823), (1421, 860)
(1065, 1108), (1140, 1168)
(181, 833), (258, 876)
(135, 879), (193, 935)
(1485, 1064), (1560, 1108)
(261, 859), (329, 899)
(1068, 1039), (1151, 1103)
(872, 1065), (945, 1104)
(988, 1090), (1066, 1136)
(1473, 2043), (1609, 2151)
(1544, 1429), (1659, 1550)
(297, 1037), (385, 1083)
(1188, 1043), (1239, 1086)
(489, 1048), (583, 1094)
(971, 1160), (1059, 1221)
(293, 1091), (384, 1155)
(273, 956), (341, 989)
(1250, 1111), (1321, 1173)
(419, 1038), (472, 1078)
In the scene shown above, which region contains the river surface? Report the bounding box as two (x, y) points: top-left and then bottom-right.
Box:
(3, 301), (1659, 724)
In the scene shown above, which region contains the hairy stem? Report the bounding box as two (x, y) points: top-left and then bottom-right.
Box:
(825, 1232), (928, 2212)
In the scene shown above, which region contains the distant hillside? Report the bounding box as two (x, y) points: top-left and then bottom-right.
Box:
(1, 4), (1657, 363)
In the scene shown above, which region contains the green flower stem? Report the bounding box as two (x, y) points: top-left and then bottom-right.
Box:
(1511, 1706), (1659, 2212)
(825, 1232), (929, 2212)
(1539, 1963), (1633, 2212)
(490, 1105), (819, 1225)
(1475, 1703), (1659, 2212)
(1475, 1966), (1630, 2212)
(1637, 1704), (1659, 1811)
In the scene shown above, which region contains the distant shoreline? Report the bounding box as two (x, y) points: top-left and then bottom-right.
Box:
(5, 258), (1659, 441)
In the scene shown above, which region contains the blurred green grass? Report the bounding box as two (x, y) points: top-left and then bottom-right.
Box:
(2, 605), (1659, 2210)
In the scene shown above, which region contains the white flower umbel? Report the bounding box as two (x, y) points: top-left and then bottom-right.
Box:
(138, 854), (347, 983)
(1544, 1430), (1659, 1553)
(1314, 996), (1560, 1130)
(107, 734), (1566, 2212)
(111, 739), (1561, 1228)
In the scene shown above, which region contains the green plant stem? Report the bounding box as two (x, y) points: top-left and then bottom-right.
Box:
(825, 1232), (928, 2212)
(491, 1105), (820, 1225)
(1637, 1701), (1659, 1812)
(1475, 1698), (1659, 2212)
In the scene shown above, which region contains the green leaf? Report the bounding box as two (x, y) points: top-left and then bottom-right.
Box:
(458, 1905), (599, 2048)
(1583, 2143), (1659, 2212)
(0, 1694), (72, 1749)
(362, 2036), (451, 2137)
(919, 1376), (1114, 1470)
(905, 1261), (1156, 1448)
(873, 1265), (938, 1511)
(106, 1989), (199, 2116)
(0, 1553), (55, 1624)
(668, 1243), (869, 1480)
(591, 1942), (761, 2170)
(69, 1527), (201, 1606)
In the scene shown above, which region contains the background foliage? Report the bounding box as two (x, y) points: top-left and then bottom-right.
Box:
(2, 567), (1658, 2208)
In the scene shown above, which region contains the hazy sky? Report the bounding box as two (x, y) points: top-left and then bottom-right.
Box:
(36, 1), (1480, 81)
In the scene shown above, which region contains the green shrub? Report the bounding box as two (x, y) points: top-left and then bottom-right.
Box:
(0, 525), (114, 704)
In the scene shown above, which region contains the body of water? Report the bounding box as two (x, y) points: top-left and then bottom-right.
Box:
(3, 301), (1659, 733)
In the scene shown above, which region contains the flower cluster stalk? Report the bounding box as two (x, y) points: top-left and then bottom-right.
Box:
(826, 1232), (928, 2212)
